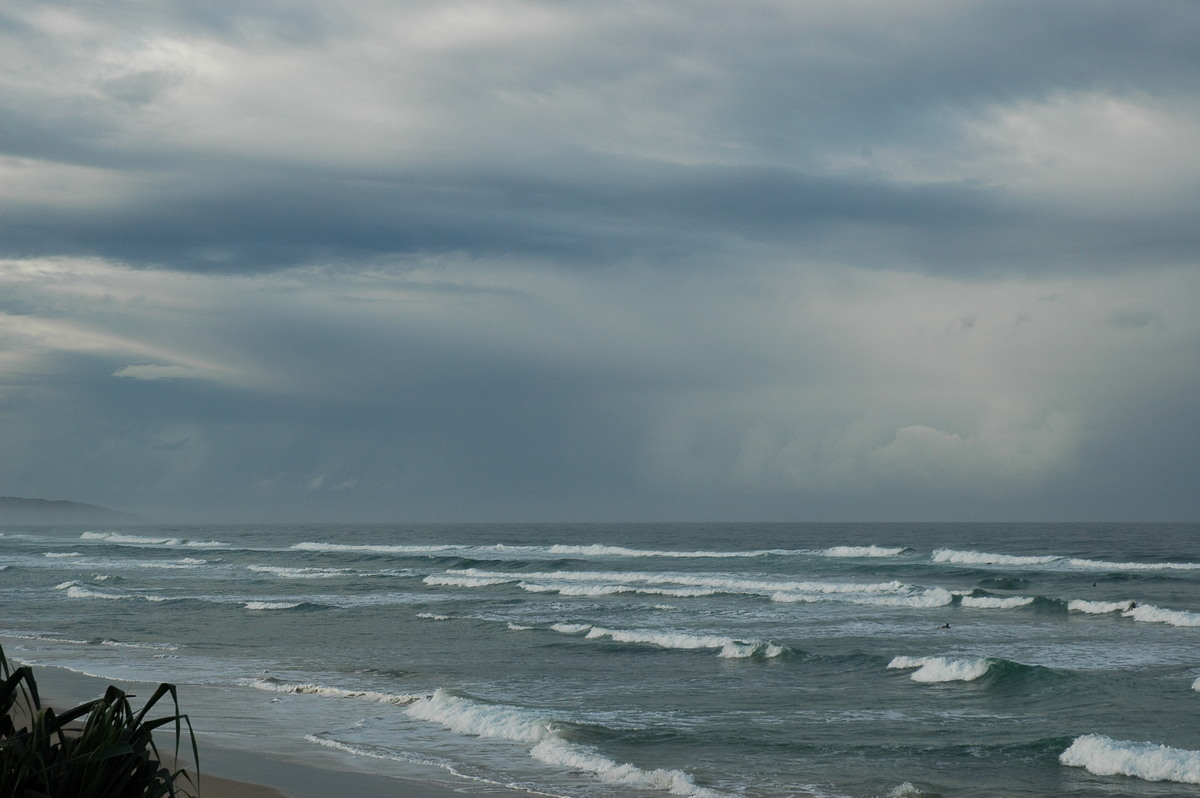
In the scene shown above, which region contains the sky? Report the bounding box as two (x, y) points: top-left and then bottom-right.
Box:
(1, 0), (1198, 523)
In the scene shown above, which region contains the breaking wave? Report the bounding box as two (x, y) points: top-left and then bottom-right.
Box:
(295, 541), (797, 560)
(428, 567), (949, 608)
(933, 548), (1200, 571)
(1067, 600), (1200, 627)
(80, 531), (226, 548)
(247, 565), (350, 578)
(405, 690), (726, 797)
(248, 677), (423, 705)
(959, 594), (1035, 609)
(549, 623), (787, 658)
(887, 656), (992, 683)
(820, 546), (907, 557)
(243, 601), (306, 610)
(1060, 734), (1200, 784)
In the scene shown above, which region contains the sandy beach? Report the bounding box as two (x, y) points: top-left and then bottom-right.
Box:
(9, 660), (525, 798)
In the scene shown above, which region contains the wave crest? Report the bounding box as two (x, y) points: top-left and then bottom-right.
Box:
(887, 656), (992, 683)
(1060, 734), (1200, 784)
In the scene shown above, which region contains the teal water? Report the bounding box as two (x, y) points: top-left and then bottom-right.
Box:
(3, 523), (1199, 797)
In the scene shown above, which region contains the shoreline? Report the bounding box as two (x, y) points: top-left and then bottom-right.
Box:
(5, 655), (528, 798)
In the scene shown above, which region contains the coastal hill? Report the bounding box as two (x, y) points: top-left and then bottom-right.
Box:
(0, 496), (146, 525)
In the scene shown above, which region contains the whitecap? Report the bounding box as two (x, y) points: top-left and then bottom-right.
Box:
(1060, 734), (1200, 784)
(960, 595), (1034, 609)
(1123, 603), (1200, 628)
(887, 656), (991, 683)
(248, 678), (423, 705)
(558, 624), (786, 658)
(1067, 599), (1136, 614)
(531, 737), (725, 797)
(932, 549), (1057, 566)
(405, 690), (726, 797)
(821, 545), (906, 557)
(248, 565), (347, 578)
(244, 601), (302, 610)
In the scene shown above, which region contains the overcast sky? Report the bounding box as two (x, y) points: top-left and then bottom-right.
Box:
(2, 0), (1198, 523)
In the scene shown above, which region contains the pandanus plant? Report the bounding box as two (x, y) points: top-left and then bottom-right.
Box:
(0, 643), (199, 797)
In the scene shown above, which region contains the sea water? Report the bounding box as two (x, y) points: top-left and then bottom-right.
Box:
(2, 522), (1199, 797)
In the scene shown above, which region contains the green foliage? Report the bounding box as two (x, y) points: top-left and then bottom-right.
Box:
(0, 643), (199, 797)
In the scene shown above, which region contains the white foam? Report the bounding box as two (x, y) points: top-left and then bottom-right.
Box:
(248, 565), (347, 578)
(1123, 603), (1200, 627)
(80, 531), (226, 547)
(424, 574), (514, 588)
(294, 542), (467, 555)
(1192, 675), (1200, 692)
(417, 612), (452, 621)
(56, 580), (131, 601)
(406, 689), (556, 743)
(960, 595), (1034, 609)
(1068, 599), (1136, 614)
(439, 567), (929, 606)
(244, 601), (302, 610)
(771, 586), (953, 608)
(294, 540), (797, 560)
(1065, 557), (1200, 571)
(531, 737), (725, 797)
(887, 784), (923, 797)
(554, 624), (785, 658)
(932, 546), (1200, 572)
(248, 678), (423, 705)
(546, 543), (791, 559)
(821, 546), (906, 557)
(1067, 599), (1200, 627)
(887, 656), (992, 683)
(932, 549), (1057, 566)
(44, 552), (82, 558)
(405, 690), (725, 797)
(1060, 734), (1200, 784)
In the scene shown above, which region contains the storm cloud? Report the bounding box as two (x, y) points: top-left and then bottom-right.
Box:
(1, 0), (1197, 521)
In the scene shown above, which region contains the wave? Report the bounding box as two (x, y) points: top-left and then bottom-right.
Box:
(247, 565), (350, 578)
(56, 580), (133, 601)
(934, 548), (1200, 572)
(887, 656), (992, 683)
(80, 531), (226, 548)
(428, 567), (948, 608)
(405, 690), (725, 798)
(820, 546), (908, 558)
(959, 594), (1035, 609)
(1060, 734), (1200, 784)
(933, 549), (1057, 567)
(295, 541), (800, 560)
(248, 677), (424, 705)
(1067, 599), (1200, 627)
(243, 601), (307, 610)
(0, 630), (181, 651)
(549, 623), (786, 658)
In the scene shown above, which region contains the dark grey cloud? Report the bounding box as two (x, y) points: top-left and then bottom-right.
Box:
(1, 1), (1198, 522)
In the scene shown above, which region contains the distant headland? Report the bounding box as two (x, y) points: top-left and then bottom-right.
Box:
(0, 496), (146, 525)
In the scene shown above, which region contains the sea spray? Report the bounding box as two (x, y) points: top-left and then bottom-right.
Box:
(1060, 734), (1200, 784)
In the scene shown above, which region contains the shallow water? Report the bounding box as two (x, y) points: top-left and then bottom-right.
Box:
(3, 522), (1199, 797)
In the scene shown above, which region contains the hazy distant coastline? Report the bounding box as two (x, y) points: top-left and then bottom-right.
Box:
(0, 496), (145, 525)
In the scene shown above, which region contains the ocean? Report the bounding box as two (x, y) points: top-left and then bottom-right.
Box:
(2, 522), (1199, 797)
